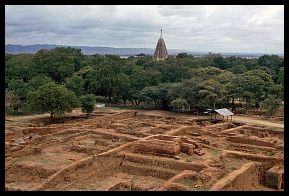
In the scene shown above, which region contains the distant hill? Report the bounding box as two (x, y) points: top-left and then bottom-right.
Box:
(5, 44), (189, 56)
(5, 44), (283, 57)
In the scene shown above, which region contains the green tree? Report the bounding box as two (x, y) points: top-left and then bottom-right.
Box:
(277, 67), (284, 86)
(213, 55), (230, 70)
(158, 62), (189, 83)
(114, 73), (131, 105)
(141, 86), (162, 109)
(229, 63), (247, 74)
(231, 69), (274, 111)
(65, 74), (85, 97)
(5, 54), (36, 83)
(257, 55), (283, 82)
(8, 79), (32, 101)
(141, 83), (173, 109)
(80, 94), (95, 114)
(33, 48), (77, 83)
(28, 75), (53, 90)
(176, 53), (189, 58)
(170, 98), (188, 110)
(190, 66), (224, 79)
(168, 79), (202, 112)
(261, 94), (282, 116)
(241, 91), (254, 114)
(28, 82), (80, 120)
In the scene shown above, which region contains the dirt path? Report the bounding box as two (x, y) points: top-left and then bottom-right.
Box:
(5, 109), (84, 128)
(5, 108), (284, 130)
(5, 114), (50, 127)
(233, 115), (283, 129)
(140, 110), (284, 130)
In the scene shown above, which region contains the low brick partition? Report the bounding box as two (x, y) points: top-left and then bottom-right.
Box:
(265, 165), (284, 190)
(223, 150), (283, 165)
(121, 161), (178, 180)
(210, 162), (262, 191)
(131, 139), (181, 157)
(131, 135), (203, 157)
(123, 152), (207, 171)
(226, 136), (275, 147)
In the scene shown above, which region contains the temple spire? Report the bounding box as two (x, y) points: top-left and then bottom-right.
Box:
(154, 27), (168, 61)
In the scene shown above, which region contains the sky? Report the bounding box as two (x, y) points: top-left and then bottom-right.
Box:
(5, 5), (284, 54)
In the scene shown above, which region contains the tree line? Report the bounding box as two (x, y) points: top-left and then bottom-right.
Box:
(5, 47), (284, 118)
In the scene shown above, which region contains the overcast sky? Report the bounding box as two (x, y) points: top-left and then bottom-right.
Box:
(5, 5), (284, 53)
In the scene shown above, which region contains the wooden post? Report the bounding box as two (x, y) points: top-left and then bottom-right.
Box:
(227, 116), (228, 122)
(231, 115), (232, 121)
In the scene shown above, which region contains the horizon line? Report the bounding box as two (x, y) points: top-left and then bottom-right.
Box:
(5, 43), (284, 55)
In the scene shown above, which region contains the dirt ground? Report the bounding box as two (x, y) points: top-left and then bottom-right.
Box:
(5, 108), (284, 191)
(142, 110), (284, 129)
(231, 116), (283, 129)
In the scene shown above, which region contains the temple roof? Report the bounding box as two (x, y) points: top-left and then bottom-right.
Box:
(154, 29), (168, 61)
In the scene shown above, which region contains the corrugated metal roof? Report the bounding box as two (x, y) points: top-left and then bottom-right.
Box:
(215, 108), (234, 116)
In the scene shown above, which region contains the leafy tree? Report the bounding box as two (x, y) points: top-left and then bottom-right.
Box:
(277, 67), (284, 86)
(241, 91), (254, 114)
(141, 83), (173, 109)
(261, 94), (282, 116)
(257, 55), (283, 81)
(28, 82), (80, 120)
(213, 55), (230, 70)
(6, 47), (283, 117)
(235, 69), (274, 110)
(170, 98), (188, 110)
(176, 53), (189, 58)
(65, 74), (85, 97)
(77, 66), (94, 94)
(28, 75), (53, 90)
(158, 62), (189, 83)
(229, 63), (247, 74)
(190, 66), (224, 79)
(141, 86), (162, 109)
(80, 94), (95, 114)
(8, 79), (32, 101)
(5, 54), (36, 83)
(114, 73), (131, 105)
(33, 48), (77, 83)
(168, 79), (202, 112)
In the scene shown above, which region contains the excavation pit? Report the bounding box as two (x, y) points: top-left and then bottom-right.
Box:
(5, 109), (283, 191)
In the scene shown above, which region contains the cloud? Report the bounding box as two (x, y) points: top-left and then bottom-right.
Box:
(5, 5), (284, 53)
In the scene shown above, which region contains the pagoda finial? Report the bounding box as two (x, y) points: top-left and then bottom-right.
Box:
(160, 27), (162, 37)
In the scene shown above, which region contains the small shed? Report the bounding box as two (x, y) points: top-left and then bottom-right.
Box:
(95, 103), (105, 108)
(213, 108), (234, 121)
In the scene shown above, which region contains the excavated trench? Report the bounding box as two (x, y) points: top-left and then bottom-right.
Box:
(5, 110), (284, 191)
